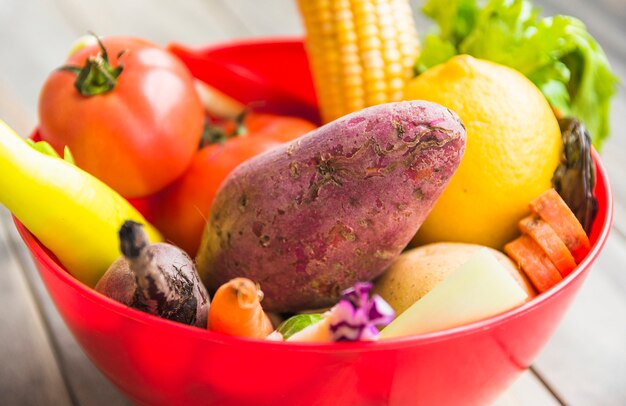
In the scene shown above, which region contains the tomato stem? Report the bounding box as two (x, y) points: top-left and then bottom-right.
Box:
(199, 108), (251, 148)
(232, 102), (266, 137)
(59, 34), (124, 96)
(199, 121), (228, 148)
(198, 104), (263, 148)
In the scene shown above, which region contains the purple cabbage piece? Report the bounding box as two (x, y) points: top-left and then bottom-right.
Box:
(328, 282), (395, 342)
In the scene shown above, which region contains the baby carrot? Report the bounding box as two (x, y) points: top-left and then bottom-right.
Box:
(208, 278), (273, 339)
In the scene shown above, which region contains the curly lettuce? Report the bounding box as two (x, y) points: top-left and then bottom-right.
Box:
(417, 0), (618, 149)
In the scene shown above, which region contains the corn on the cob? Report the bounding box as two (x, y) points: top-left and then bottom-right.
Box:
(297, 0), (420, 123)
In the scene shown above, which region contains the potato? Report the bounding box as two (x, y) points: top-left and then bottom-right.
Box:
(374, 242), (537, 314)
(196, 101), (466, 312)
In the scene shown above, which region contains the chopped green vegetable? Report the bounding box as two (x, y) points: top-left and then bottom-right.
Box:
(27, 139), (75, 164)
(276, 314), (324, 340)
(417, 0), (618, 149)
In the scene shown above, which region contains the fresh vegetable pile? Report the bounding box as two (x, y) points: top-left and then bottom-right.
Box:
(0, 0), (617, 344)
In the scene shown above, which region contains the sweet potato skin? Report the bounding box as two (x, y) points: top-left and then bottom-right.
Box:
(196, 101), (466, 312)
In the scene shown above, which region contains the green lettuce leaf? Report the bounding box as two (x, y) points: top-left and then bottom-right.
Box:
(417, 0), (618, 149)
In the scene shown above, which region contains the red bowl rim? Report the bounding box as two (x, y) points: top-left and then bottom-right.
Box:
(15, 37), (614, 351)
(168, 35), (306, 50)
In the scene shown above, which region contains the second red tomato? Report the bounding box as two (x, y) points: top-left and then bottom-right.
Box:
(146, 113), (317, 256)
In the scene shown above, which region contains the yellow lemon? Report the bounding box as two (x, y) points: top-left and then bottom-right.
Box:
(404, 55), (562, 249)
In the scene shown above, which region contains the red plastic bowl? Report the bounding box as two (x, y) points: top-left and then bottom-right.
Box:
(15, 39), (613, 406)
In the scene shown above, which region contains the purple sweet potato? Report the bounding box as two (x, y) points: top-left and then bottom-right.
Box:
(196, 101), (466, 312)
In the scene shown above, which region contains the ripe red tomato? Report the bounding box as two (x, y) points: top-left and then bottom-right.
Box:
(38, 36), (204, 198)
(145, 113), (317, 256)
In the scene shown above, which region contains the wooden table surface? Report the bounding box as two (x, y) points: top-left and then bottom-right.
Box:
(0, 0), (624, 405)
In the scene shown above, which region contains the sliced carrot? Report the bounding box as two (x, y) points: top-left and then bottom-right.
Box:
(519, 215), (577, 278)
(504, 235), (563, 293)
(530, 189), (590, 263)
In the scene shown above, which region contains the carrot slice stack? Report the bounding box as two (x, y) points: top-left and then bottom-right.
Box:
(519, 215), (577, 277)
(530, 189), (591, 263)
(504, 188), (593, 293)
(504, 235), (563, 293)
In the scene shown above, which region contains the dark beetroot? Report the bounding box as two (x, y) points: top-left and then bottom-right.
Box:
(96, 221), (210, 327)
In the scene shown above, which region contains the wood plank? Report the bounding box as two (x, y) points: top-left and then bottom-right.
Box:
(493, 370), (561, 406)
(0, 0), (81, 125)
(532, 231), (626, 405)
(0, 208), (73, 406)
(219, 0), (304, 36)
(0, 79), (34, 139)
(52, 0), (248, 44)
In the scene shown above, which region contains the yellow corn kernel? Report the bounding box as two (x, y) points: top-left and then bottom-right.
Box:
(297, 0), (420, 123)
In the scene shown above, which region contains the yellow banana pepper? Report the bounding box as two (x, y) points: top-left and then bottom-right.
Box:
(0, 120), (163, 287)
